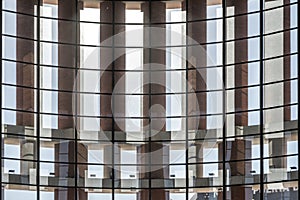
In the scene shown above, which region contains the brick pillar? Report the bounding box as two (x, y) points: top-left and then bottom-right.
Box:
(113, 2), (126, 131)
(269, 138), (287, 168)
(284, 0), (291, 121)
(232, 1), (251, 199)
(185, 0), (207, 179)
(55, 1), (87, 199)
(103, 145), (121, 179)
(264, 0), (289, 175)
(137, 143), (169, 200)
(54, 141), (87, 200)
(16, 0), (35, 127)
(100, 0), (125, 184)
(16, 0), (36, 177)
(218, 139), (252, 200)
(100, 0), (113, 131)
(187, 0), (207, 131)
(142, 1), (166, 130)
(219, 1), (250, 199)
(100, 1), (126, 131)
(20, 140), (36, 175)
(229, 140), (252, 200)
(138, 2), (168, 200)
(58, 0), (77, 129)
(267, 0), (290, 171)
(233, 0), (248, 126)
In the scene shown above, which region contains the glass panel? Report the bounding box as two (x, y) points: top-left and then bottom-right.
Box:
(189, 188), (220, 200)
(226, 37), (260, 65)
(264, 105), (297, 133)
(41, 0), (76, 20)
(85, 190), (112, 200)
(2, 60), (37, 87)
(264, 155), (298, 182)
(40, 114), (75, 139)
(80, 1), (100, 22)
(79, 93), (100, 117)
(264, 28), (297, 59)
(2, 11), (36, 39)
(2, 159), (37, 185)
(80, 46), (101, 69)
(188, 20), (223, 44)
(40, 187), (75, 200)
(227, 13), (260, 40)
(2, 85), (36, 112)
(226, 160), (260, 185)
(226, 0), (260, 16)
(188, 164), (222, 187)
(40, 42), (76, 68)
(264, 55), (296, 83)
(3, 185), (37, 200)
(41, 18), (76, 44)
(226, 111), (261, 137)
(2, 36), (37, 64)
(40, 90), (75, 115)
(263, 181), (298, 199)
(264, 80), (296, 108)
(188, 140), (219, 163)
(3, 0), (37, 15)
(226, 185), (259, 200)
(3, 134), (37, 160)
(45, 164), (76, 187)
(2, 110), (37, 136)
(226, 86), (260, 112)
(187, 0), (223, 21)
(80, 22), (100, 45)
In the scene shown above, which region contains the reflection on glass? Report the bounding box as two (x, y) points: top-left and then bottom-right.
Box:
(0, 0), (298, 200)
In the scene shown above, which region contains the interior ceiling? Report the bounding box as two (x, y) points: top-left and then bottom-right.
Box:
(43, 0), (223, 9)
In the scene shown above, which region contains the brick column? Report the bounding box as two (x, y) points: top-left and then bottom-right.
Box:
(55, 1), (87, 199)
(138, 2), (169, 200)
(100, 0), (113, 131)
(232, 1), (251, 199)
(137, 143), (169, 200)
(185, 0), (207, 179)
(187, 0), (207, 131)
(284, 0), (291, 122)
(16, 0), (35, 127)
(269, 138), (287, 168)
(219, 1), (251, 199)
(16, 0), (36, 176)
(142, 1), (166, 130)
(264, 0), (289, 175)
(218, 139), (252, 200)
(103, 145), (121, 180)
(58, 0), (77, 129)
(233, 0), (248, 126)
(100, 1), (126, 130)
(54, 141), (87, 200)
(100, 0), (126, 185)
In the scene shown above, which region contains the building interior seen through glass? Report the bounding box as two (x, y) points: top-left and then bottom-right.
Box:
(0, 0), (299, 199)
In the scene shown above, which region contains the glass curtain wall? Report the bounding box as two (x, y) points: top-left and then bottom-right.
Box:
(1, 0), (299, 199)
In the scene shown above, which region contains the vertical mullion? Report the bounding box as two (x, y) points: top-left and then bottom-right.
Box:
(148, 1), (152, 200)
(222, 0), (227, 200)
(259, 0), (264, 200)
(185, 1), (189, 199)
(74, 0), (79, 199)
(112, 2), (115, 200)
(37, 1), (41, 200)
(297, 0), (299, 198)
(0, 0), (3, 197)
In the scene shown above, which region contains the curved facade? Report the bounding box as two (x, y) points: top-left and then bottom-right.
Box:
(0, 0), (299, 199)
